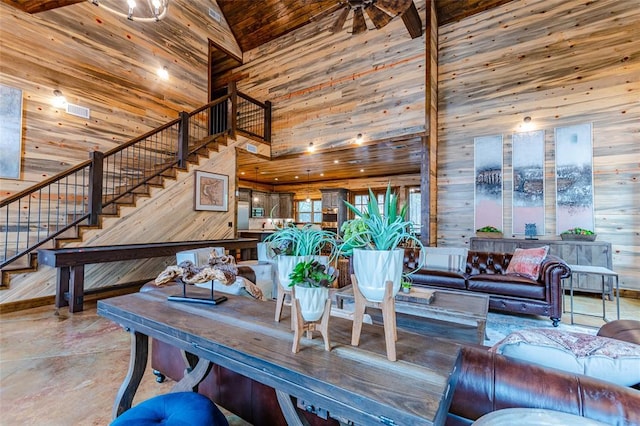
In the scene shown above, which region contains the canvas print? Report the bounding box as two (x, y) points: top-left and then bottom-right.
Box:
(0, 84), (23, 179)
(555, 123), (594, 234)
(195, 171), (228, 211)
(474, 135), (503, 232)
(512, 130), (545, 235)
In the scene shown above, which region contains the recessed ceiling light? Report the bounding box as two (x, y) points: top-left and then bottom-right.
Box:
(295, 175), (299, 179)
(360, 169), (365, 172)
(157, 66), (169, 80)
(274, 177), (278, 181)
(334, 160), (339, 164)
(320, 173), (324, 177)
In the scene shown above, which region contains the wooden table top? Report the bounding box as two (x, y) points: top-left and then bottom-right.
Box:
(98, 287), (462, 426)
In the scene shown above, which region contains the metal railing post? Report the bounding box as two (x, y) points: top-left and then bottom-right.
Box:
(177, 111), (190, 169)
(89, 151), (104, 226)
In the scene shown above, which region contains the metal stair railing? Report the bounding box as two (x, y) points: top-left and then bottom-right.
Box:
(1, 83), (271, 269)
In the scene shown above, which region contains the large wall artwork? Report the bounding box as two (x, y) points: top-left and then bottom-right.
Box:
(0, 84), (23, 179)
(555, 123), (594, 234)
(474, 135), (503, 232)
(512, 130), (545, 235)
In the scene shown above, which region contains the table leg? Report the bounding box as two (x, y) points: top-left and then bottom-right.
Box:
(601, 275), (606, 321)
(113, 331), (148, 419)
(69, 265), (85, 313)
(570, 274), (575, 325)
(615, 275), (620, 320)
(275, 390), (305, 426)
(55, 267), (70, 309)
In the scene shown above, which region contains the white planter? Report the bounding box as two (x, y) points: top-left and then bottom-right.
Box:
(277, 255), (328, 291)
(352, 248), (404, 302)
(294, 285), (329, 322)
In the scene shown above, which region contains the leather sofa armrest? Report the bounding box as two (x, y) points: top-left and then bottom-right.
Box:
(449, 346), (640, 425)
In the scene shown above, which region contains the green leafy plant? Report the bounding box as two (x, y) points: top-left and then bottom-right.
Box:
(562, 227), (594, 235)
(339, 183), (423, 255)
(401, 277), (412, 290)
(264, 223), (338, 261)
(476, 226), (502, 233)
(288, 260), (338, 288)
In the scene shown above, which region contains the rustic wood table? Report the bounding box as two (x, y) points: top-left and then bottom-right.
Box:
(39, 238), (258, 313)
(98, 286), (462, 426)
(336, 285), (490, 345)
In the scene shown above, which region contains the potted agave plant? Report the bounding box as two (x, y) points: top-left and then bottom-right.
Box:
(289, 259), (337, 322)
(264, 223), (338, 321)
(339, 183), (424, 302)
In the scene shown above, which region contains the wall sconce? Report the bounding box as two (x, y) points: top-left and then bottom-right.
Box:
(157, 66), (169, 80)
(52, 89), (67, 108)
(355, 133), (363, 144)
(521, 116), (534, 131)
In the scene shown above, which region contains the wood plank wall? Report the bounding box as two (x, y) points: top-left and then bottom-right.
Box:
(0, 143), (239, 303)
(225, 2), (428, 156)
(0, 0), (234, 196)
(437, 0), (640, 289)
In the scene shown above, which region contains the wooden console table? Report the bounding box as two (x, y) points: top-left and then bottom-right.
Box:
(39, 238), (257, 313)
(98, 287), (461, 425)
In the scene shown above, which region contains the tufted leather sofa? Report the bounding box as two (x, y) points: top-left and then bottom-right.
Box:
(404, 249), (572, 326)
(447, 346), (640, 426)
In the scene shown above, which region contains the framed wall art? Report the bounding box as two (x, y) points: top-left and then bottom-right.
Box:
(0, 84), (24, 179)
(474, 135), (503, 232)
(194, 171), (228, 212)
(555, 123), (594, 234)
(512, 130), (545, 236)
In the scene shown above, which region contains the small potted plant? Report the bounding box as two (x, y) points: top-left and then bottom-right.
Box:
(264, 223), (338, 321)
(288, 259), (337, 322)
(401, 277), (412, 294)
(560, 227), (596, 241)
(339, 183), (424, 302)
(475, 226), (503, 238)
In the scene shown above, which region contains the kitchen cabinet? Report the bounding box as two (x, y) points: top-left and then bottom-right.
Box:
(250, 191), (267, 217)
(320, 188), (348, 233)
(249, 190), (293, 218)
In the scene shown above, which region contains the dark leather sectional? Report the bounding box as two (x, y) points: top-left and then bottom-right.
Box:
(403, 249), (572, 326)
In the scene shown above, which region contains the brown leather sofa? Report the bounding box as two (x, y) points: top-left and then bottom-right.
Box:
(404, 249), (571, 326)
(447, 346), (640, 426)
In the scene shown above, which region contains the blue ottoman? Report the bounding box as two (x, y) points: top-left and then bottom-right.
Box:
(110, 392), (229, 426)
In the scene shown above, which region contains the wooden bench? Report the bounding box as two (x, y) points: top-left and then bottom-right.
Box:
(38, 238), (258, 313)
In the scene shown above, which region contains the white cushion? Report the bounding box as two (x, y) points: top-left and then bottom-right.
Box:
(491, 328), (640, 386)
(176, 247), (225, 266)
(422, 247), (468, 272)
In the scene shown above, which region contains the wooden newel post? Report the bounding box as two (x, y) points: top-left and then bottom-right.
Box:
(88, 151), (104, 226)
(228, 81), (237, 139)
(177, 111), (190, 169)
(264, 100), (272, 142)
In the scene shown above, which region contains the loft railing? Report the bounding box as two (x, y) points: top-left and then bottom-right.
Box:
(1, 83), (271, 268)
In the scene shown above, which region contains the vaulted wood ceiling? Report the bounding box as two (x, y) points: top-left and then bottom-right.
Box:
(3, 0), (513, 186)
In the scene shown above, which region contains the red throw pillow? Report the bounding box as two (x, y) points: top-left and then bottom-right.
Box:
(505, 246), (549, 280)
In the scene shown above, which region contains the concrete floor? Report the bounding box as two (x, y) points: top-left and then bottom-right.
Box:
(0, 293), (638, 425)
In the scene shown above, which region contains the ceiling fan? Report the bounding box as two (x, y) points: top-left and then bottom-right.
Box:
(330, 0), (413, 35)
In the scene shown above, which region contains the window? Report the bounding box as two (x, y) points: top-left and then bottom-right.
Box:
(297, 199), (322, 223)
(351, 191), (385, 217)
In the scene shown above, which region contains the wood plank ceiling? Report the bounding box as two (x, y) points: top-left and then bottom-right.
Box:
(3, 0), (513, 186)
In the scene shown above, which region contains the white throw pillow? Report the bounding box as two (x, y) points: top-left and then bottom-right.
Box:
(491, 328), (640, 386)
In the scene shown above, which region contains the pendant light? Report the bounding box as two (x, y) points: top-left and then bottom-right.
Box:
(306, 170), (311, 203)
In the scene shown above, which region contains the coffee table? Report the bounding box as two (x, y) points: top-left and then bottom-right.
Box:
(336, 285), (490, 345)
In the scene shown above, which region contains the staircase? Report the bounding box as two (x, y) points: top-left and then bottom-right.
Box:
(1, 83), (271, 288)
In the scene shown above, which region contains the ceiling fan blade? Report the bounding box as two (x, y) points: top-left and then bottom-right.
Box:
(331, 7), (350, 33)
(352, 7), (367, 34)
(375, 0), (413, 16)
(365, 4), (393, 29)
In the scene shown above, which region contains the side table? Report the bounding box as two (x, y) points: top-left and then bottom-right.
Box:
(566, 264), (620, 324)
